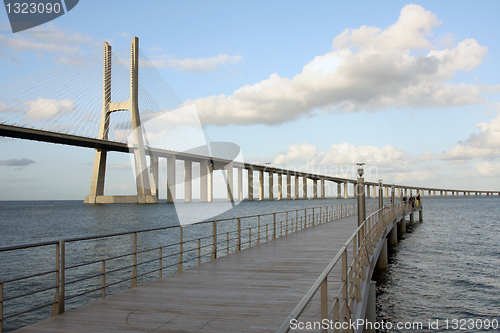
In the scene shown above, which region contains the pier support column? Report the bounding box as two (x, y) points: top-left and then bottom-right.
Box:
(238, 168), (243, 201)
(409, 212), (414, 226)
(384, 186), (389, 198)
(200, 160), (208, 202)
(295, 175), (299, 200)
(286, 173), (291, 199)
(313, 179), (318, 199)
(149, 155), (159, 200)
(303, 177), (308, 199)
(372, 185), (376, 198)
(419, 209), (423, 222)
(354, 183), (357, 198)
(184, 161), (192, 202)
(366, 184), (370, 198)
(225, 162), (234, 202)
(343, 182), (348, 199)
(247, 170), (254, 201)
(277, 173), (282, 200)
(337, 183), (341, 199)
(389, 226), (398, 245)
(365, 281), (377, 333)
(167, 155), (176, 203)
(268, 171), (274, 200)
(321, 179), (325, 199)
(376, 238), (388, 269)
(399, 218), (406, 234)
(259, 170), (264, 201)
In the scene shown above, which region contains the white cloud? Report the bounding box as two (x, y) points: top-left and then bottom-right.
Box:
(416, 151), (435, 162)
(190, 4), (490, 126)
(24, 98), (75, 120)
(475, 161), (500, 177)
(150, 54), (242, 72)
(439, 103), (500, 160)
(0, 22), (100, 62)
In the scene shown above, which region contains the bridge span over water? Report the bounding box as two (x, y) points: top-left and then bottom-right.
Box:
(0, 37), (497, 204)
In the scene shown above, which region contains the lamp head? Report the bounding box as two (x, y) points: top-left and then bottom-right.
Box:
(357, 163), (365, 178)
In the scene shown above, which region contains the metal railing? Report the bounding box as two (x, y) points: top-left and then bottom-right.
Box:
(276, 202), (418, 333)
(0, 200), (380, 332)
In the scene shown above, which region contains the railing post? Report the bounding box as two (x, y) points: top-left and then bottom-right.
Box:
(257, 215), (261, 245)
(211, 220), (217, 260)
(197, 240), (201, 265)
(0, 281), (3, 333)
(273, 213), (276, 239)
(131, 232), (137, 288)
(159, 247), (163, 277)
(286, 211), (288, 235)
(342, 248), (349, 320)
(227, 232), (229, 254)
(51, 242), (60, 317)
(312, 208), (315, 226)
(249, 228), (252, 247)
(304, 209), (307, 227)
(178, 226), (183, 272)
(266, 224), (269, 241)
(101, 260), (106, 299)
(236, 218), (241, 251)
(59, 240), (65, 314)
(321, 278), (328, 322)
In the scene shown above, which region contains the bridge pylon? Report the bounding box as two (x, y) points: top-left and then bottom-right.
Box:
(84, 37), (158, 204)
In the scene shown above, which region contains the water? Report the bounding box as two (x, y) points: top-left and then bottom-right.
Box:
(373, 196), (500, 332)
(0, 196), (498, 332)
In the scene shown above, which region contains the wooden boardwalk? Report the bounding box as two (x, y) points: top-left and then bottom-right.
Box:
(16, 214), (361, 333)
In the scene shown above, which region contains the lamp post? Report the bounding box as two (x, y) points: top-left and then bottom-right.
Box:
(378, 179), (383, 209)
(356, 163), (366, 228)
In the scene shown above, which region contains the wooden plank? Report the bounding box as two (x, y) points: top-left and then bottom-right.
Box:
(15, 214), (360, 333)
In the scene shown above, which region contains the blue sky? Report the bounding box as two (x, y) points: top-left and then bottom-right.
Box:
(1, 1), (499, 200)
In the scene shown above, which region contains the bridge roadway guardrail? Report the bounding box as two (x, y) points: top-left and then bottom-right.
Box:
(0, 201), (381, 332)
(276, 202), (419, 333)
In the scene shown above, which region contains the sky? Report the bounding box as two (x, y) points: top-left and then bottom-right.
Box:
(1, 0), (499, 200)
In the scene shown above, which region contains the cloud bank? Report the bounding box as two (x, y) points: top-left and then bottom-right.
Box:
(189, 4), (490, 126)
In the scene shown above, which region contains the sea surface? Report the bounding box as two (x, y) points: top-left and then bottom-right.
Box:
(373, 196), (500, 332)
(0, 196), (498, 332)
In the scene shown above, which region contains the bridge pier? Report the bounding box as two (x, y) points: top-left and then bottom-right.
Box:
(337, 182), (341, 199)
(225, 162), (234, 202)
(409, 212), (414, 226)
(149, 155), (159, 200)
(321, 179), (325, 199)
(313, 179), (318, 199)
(269, 171), (274, 200)
(238, 167), (243, 201)
(184, 161), (192, 202)
(277, 173), (282, 200)
(376, 238), (388, 268)
(389, 225), (398, 245)
(248, 169), (254, 201)
(167, 155), (176, 203)
(286, 173), (292, 199)
(302, 176), (308, 199)
(295, 176), (300, 200)
(259, 170), (264, 201)
(399, 218), (406, 234)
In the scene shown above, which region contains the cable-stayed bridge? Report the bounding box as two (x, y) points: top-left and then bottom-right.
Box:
(0, 37), (498, 203)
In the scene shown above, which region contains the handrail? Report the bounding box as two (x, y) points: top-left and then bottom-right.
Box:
(276, 203), (419, 333)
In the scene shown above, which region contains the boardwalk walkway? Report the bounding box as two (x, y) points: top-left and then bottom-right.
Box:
(17, 214), (362, 333)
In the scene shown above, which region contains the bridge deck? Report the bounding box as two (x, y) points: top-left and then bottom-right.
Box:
(16, 214), (362, 333)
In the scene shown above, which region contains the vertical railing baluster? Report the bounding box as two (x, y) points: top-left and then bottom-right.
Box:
(159, 247), (163, 277)
(273, 213), (276, 239)
(101, 260), (106, 299)
(59, 240), (65, 314)
(177, 227), (183, 272)
(197, 240), (201, 265)
(131, 232), (137, 288)
(236, 218), (241, 251)
(286, 211), (288, 235)
(342, 248), (348, 320)
(312, 207), (315, 226)
(227, 232), (229, 254)
(321, 278), (328, 322)
(0, 281), (3, 333)
(51, 242), (60, 317)
(266, 224), (269, 242)
(257, 215), (261, 245)
(249, 228), (252, 247)
(211, 220), (217, 260)
(280, 221), (283, 236)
